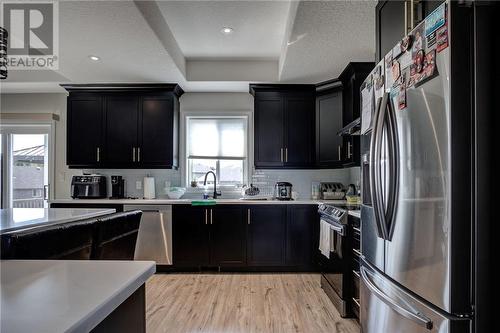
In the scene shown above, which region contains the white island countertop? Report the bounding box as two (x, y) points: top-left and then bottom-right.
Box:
(0, 260), (155, 333)
(0, 208), (116, 235)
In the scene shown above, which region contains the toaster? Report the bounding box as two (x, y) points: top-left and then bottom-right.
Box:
(71, 175), (107, 199)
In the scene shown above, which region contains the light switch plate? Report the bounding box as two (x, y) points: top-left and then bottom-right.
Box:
(136, 181), (142, 190)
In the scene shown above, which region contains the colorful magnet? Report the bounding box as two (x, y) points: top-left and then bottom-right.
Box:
(400, 35), (413, 52)
(398, 85), (407, 110)
(426, 31), (437, 48)
(436, 25), (449, 52)
(415, 49), (425, 73)
(425, 3), (446, 37)
(392, 60), (401, 82)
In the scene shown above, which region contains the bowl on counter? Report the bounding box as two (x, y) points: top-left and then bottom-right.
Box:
(165, 187), (186, 199)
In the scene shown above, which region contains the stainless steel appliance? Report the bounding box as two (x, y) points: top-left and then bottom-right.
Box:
(318, 203), (360, 317)
(360, 2), (473, 332)
(274, 182), (292, 200)
(70, 175), (107, 199)
(123, 204), (172, 265)
(110, 176), (125, 199)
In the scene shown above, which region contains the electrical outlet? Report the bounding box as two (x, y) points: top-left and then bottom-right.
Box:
(136, 181), (142, 190)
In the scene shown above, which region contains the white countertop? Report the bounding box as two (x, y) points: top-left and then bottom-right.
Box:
(0, 260), (155, 333)
(0, 208), (116, 235)
(50, 198), (348, 205)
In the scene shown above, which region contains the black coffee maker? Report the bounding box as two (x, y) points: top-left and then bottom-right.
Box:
(110, 176), (125, 199)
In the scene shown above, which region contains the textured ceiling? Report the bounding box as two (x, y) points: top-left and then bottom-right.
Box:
(280, 0), (376, 83)
(157, 0), (291, 60)
(1, 0), (376, 93)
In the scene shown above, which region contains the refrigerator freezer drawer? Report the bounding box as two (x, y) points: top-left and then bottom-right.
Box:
(360, 260), (470, 333)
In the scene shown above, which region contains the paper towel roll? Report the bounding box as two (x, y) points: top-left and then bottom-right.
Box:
(143, 176), (156, 199)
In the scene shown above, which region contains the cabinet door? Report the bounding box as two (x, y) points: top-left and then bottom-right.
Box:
(209, 206), (246, 266)
(172, 206), (210, 266)
(247, 205), (286, 266)
(316, 91), (343, 168)
(286, 205), (317, 267)
(376, 0), (406, 61)
(139, 96), (175, 167)
(285, 94), (314, 167)
(105, 95), (139, 166)
(254, 92), (284, 168)
(67, 96), (103, 167)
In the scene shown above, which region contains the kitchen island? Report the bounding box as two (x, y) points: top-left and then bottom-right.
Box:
(0, 208), (116, 234)
(0, 260), (155, 333)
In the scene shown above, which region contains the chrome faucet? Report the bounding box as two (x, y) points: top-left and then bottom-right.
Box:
(203, 171), (221, 199)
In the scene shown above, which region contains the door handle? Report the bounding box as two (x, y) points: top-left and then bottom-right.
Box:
(338, 145), (341, 160)
(361, 266), (433, 330)
(43, 184), (49, 200)
(132, 147), (136, 162)
(384, 93), (399, 241)
(247, 208), (251, 225)
(205, 209), (208, 225)
(285, 148), (288, 162)
(280, 148), (284, 162)
(348, 142), (352, 159)
(210, 209), (213, 225)
(369, 96), (386, 239)
(137, 147), (141, 162)
(96, 147), (100, 162)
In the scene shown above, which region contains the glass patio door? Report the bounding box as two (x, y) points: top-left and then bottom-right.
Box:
(0, 125), (51, 208)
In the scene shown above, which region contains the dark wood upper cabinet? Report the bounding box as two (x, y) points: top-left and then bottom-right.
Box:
(66, 95), (104, 168)
(254, 92), (284, 168)
(247, 205), (287, 266)
(251, 85), (315, 169)
(105, 95), (139, 166)
(316, 85), (344, 168)
(139, 96), (178, 168)
(62, 84), (183, 169)
(338, 62), (374, 167)
(210, 206), (247, 266)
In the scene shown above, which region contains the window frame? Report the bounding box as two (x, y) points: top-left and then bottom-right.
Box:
(181, 111), (252, 190)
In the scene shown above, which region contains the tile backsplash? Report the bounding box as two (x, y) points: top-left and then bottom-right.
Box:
(79, 167), (361, 200)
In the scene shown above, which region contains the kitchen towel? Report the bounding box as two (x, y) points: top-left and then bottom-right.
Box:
(319, 219), (331, 258)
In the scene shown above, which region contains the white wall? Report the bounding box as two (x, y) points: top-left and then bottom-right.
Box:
(1, 91), (360, 199)
(0, 93), (81, 199)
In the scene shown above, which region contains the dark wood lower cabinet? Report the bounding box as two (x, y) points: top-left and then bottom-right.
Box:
(210, 206), (247, 266)
(285, 205), (317, 268)
(247, 205), (287, 266)
(172, 205), (210, 267)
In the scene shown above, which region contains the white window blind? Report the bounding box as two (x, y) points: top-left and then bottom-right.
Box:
(186, 117), (247, 186)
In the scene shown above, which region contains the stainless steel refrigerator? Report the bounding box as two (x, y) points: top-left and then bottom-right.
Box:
(360, 2), (473, 332)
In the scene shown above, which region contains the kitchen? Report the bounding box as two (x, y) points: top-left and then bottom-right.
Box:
(0, 1), (495, 333)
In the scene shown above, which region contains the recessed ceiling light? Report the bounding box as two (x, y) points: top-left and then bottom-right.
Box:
(221, 27), (233, 35)
(89, 55), (100, 61)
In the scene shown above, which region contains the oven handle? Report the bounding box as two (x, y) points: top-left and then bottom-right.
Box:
(360, 266), (433, 330)
(320, 218), (345, 236)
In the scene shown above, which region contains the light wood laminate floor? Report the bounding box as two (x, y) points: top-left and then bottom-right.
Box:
(146, 273), (360, 333)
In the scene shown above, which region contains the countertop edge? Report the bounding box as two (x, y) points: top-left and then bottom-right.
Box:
(0, 208), (116, 235)
(68, 261), (156, 333)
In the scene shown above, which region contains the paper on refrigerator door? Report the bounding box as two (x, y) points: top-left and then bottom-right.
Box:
(361, 84), (374, 134)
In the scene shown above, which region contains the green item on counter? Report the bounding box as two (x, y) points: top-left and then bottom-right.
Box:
(191, 200), (217, 206)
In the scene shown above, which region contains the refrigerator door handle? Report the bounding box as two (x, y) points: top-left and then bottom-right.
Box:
(369, 96), (385, 239)
(361, 266), (433, 330)
(373, 93), (390, 239)
(384, 92), (399, 241)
